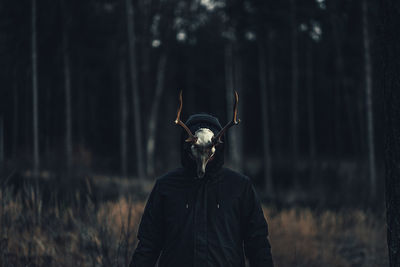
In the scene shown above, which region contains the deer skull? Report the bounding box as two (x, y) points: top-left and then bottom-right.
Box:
(190, 128), (217, 178)
(175, 91), (240, 178)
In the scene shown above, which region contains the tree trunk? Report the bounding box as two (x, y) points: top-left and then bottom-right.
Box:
(146, 53), (167, 177)
(330, 4), (358, 156)
(119, 57), (128, 178)
(267, 31), (280, 161)
(224, 43), (234, 164)
(225, 43), (243, 172)
(77, 58), (85, 148)
(31, 0), (40, 225)
(290, 0), (299, 183)
(330, 6), (343, 158)
(139, 0), (152, 105)
(306, 39), (316, 180)
(0, 116), (4, 170)
(25, 76), (30, 156)
(382, 0), (400, 264)
(258, 39), (273, 196)
(232, 48), (243, 172)
(32, 0), (39, 176)
(362, 0), (376, 199)
(63, 32), (73, 171)
(45, 72), (51, 159)
(12, 69), (18, 159)
(125, 0), (145, 179)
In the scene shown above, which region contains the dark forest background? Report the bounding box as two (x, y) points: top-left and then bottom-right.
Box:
(0, 0), (383, 207)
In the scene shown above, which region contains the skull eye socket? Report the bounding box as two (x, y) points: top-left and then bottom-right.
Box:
(191, 144), (215, 155)
(192, 144), (201, 151)
(191, 144), (205, 155)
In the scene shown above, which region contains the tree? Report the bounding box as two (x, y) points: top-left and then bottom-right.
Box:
(0, 116), (3, 170)
(221, 0), (245, 172)
(329, 2), (344, 157)
(224, 41), (235, 162)
(142, 0), (174, 177)
(224, 41), (243, 172)
(146, 52), (167, 176)
(32, 0), (39, 176)
(232, 46), (244, 172)
(258, 37), (273, 196)
(362, 0), (376, 199)
(119, 54), (128, 178)
(328, 0), (359, 157)
(290, 0), (299, 182)
(381, 0), (400, 265)
(125, 0), (145, 179)
(306, 36), (316, 181)
(12, 67), (18, 160)
(63, 30), (73, 171)
(60, 0), (73, 171)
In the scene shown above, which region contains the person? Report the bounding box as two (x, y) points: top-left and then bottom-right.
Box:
(130, 95), (273, 267)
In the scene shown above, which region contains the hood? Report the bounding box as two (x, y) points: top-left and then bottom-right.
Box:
(180, 113), (225, 179)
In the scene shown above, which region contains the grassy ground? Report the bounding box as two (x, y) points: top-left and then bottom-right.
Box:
(0, 184), (388, 266)
(264, 207), (387, 266)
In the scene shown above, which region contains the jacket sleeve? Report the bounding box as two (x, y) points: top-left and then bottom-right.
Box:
(242, 178), (274, 267)
(130, 181), (164, 267)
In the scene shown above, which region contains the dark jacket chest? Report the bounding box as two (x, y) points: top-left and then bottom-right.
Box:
(159, 177), (246, 267)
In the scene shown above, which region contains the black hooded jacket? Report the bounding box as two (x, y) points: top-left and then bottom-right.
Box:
(130, 114), (274, 267)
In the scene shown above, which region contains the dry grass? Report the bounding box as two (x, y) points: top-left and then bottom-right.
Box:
(265, 207), (388, 267)
(0, 187), (388, 267)
(0, 187), (145, 267)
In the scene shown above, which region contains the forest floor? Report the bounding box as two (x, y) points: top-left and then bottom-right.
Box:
(0, 173), (388, 267)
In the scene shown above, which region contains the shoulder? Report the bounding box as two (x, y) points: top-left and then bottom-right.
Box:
(154, 168), (190, 191)
(156, 168), (185, 182)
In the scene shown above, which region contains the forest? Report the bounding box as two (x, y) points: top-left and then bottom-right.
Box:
(0, 0), (399, 266)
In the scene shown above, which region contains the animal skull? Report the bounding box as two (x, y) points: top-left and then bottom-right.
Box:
(190, 128), (217, 178)
(175, 90), (240, 178)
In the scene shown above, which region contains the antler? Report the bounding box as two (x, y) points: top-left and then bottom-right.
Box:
(212, 91), (241, 145)
(175, 91), (198, 143)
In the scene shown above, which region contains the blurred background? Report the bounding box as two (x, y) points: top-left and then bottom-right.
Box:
(0, 0), (388, 266)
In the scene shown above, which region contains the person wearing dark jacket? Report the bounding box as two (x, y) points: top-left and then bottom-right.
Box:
(130, 93), (274, 267)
